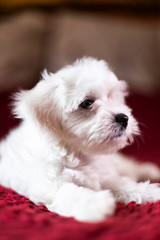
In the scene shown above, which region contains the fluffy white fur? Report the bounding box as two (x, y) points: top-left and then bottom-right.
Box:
(0, 57), (160, 222)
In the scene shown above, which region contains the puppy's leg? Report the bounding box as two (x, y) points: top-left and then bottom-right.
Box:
(103, 176), (160, 204)
(112, 153), (160, 182)
(47, 183), (115, 222)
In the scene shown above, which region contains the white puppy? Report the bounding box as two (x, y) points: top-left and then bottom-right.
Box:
(0, 57), (160, 222)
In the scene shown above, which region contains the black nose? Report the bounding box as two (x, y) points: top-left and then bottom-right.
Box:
(115, 113), (129, 129)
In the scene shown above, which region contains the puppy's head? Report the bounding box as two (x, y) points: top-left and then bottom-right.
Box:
(14, 57), (139, 155)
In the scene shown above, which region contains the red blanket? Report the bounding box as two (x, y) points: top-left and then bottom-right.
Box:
(0, 92), (160, 240)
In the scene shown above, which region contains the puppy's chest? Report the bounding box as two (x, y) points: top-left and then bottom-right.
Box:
(61, 156), (115, 191)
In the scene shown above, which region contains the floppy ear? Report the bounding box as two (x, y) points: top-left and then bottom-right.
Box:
(13, 71), (64, 133)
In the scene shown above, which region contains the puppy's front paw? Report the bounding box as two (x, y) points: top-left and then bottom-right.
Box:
(80, 190), (116, 222)
(116, 181), (160, 204)
(47, 184), (115, 222)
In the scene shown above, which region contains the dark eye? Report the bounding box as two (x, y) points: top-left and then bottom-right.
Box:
(79, 99), (94, 109)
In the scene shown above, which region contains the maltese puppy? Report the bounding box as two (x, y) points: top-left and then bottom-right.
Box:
(0, 57), (160, 222)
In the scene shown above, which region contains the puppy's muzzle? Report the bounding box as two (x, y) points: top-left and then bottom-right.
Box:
(115, 113), (128, 129)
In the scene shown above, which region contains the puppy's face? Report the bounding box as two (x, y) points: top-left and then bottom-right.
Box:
(15, 58), (139, 155)
(57, 59), (139, 154)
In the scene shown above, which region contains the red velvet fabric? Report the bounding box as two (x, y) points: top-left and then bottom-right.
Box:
(0, 91), (160, 240)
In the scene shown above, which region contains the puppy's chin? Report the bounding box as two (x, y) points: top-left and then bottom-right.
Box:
(86, 124), (138, 155)
(101, 125), (138, 154)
